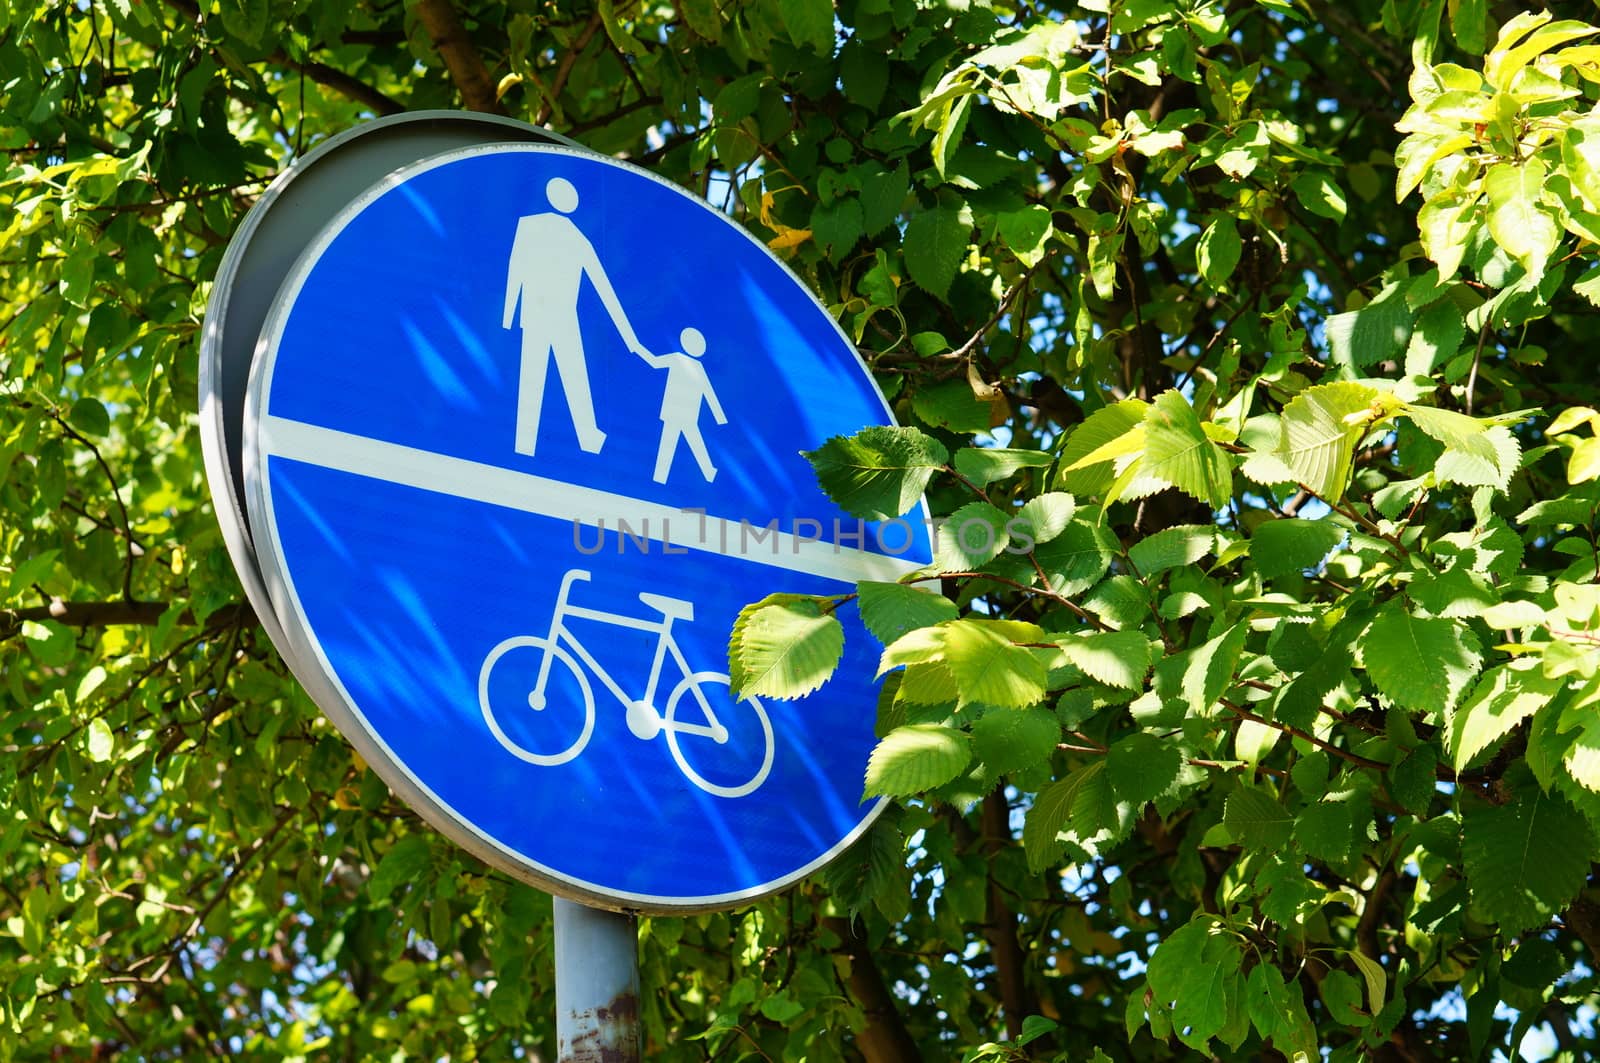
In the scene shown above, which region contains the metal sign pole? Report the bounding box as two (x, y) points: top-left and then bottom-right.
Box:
(554, 898), (640, 1062)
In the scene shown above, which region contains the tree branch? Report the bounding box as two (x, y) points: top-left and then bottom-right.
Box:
(409, 0), (503, 114)
(821, 916), (922, 1063)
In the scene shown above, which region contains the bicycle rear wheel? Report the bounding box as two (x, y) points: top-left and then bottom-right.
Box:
(478, 636), (595, 766)
(664, 672), (774, 798)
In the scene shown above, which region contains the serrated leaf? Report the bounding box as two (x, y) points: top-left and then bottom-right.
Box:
(1141, 390), (1233, 509)
(902, 207), (967, 300)
(1273, 382), (1388, 499)
(856, 581), (957, 646)
(943, 619), (1047, 708)
(1033, 519), (1115, 595)
(972, 707), (1059, 777)
(864, 724), (970, 797)
(952, 447), (1051, 487)
(1058, 400), (1151, 497)
(1251, 518), (1345, 579)
(1022, 760), (1113, 872)
(1464, 766), (1596, 933)
(1106, 732), (1181, 805)
(1182, 622), (1249, 712)
(803, 426), (948, 520)
(1361, 603), (1482, 715)
(730, 595), (845, 700)
(895, 661), (958, 705)
(1448, 664), (1558, 771)
(1405, 300), (1467, 377)
(1014, 492), (1076, 545)
(1057, 631), (1152, 690)
(1128, 523), (1215, 575)
(1224, 785), (1293, 850)
(937, 501), (1010, 571)
(1435, 425), (1521, 490)
(1326, 282), (1414, 368)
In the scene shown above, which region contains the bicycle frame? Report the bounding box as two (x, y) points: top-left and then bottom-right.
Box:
(533, 570), (722, 740)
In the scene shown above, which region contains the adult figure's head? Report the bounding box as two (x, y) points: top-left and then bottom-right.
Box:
(680, 327), (707, 358)
(546, 177), (579, 214)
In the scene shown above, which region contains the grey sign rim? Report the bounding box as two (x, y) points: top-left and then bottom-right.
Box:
(198, 110), (577, 660)
(242, 141), (928, 913)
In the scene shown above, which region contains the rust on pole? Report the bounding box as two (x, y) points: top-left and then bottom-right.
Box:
(554, 898), (641, 1062)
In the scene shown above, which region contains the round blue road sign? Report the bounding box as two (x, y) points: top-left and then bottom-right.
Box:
(244, 144), (933, 911)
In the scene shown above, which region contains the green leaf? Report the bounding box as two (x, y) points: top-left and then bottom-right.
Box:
(943, 619), (1047, 708)
(1197, 214), (1241, 287)
(1128, 524), (1215, 575)
(864, 724), (970, 797)
(1360, 602), (1482, 716)
(1325, 281), (1413, 368)
(860, 163), (908, 235)
(952, 447), (1051, 487)
(729, 594), (846, 700)
(677, 0), (723, 41)
(1106, 732), (1181, 805)
(1464, 766), (1596, 933)
(1022, 761), (1113, 871)
(1182, 622), (1249, 712)
(1348, 950), (1387, 1014)
(1450, 0), (1486, 53)
(997, 204), (1053, 266)
(1224, 785), (1293, 850)
(1435, 426), (1521, 491)
(1251, 518), (1344, 579)
(972, 707), (1059, 777)
(810, 197), (863, 263)
(1013, 492), (1076, 546)
(1291, 171), (1347, 221)
(1058, 631), (1152, 690)
(1033, 519), (1115, 595)
(1485, 159), (1560, 274)
(370, 835), (432, 901)
(1140, 390), (1233, 509)
(1447, 663), (1557, 771)
(937, 501), (1010, 571)
(1272, 381), (1388, 499)
(85, 717), (114, 763)
(1057, 399), (1150, 497)
(820, 821), (906, 917)
(68, 397), (111, 438)
(804, 426), (948, 520)
(778, 0), (834, 53)
(1418, 192), (1480, 280)
(1405, 300), (1467, 377)
(856, 581), (957, 646)
(902, 207), (968, 301)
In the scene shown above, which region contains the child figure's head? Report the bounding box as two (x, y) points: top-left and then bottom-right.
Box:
(680, 327), (706, 358)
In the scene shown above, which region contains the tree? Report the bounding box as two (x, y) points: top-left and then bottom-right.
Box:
(4, 0), (1600, 1057)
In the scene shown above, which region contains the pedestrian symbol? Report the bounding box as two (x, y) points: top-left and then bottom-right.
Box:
(244, 143), (933, 910)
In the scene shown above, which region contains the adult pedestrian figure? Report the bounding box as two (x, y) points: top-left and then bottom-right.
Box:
(638, 327), (728, 484)
(502, 177), (648, 457)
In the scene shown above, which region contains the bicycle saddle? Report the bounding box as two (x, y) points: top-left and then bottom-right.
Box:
(637, 592), (694, 621)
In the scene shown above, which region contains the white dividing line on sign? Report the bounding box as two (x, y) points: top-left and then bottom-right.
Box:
(258, 415), (924, 586)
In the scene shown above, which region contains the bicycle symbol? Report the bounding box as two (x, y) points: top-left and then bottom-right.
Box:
(477, 568), (775, 798)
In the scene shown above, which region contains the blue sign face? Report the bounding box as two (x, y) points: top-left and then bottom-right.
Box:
(244, 144), (932, 909)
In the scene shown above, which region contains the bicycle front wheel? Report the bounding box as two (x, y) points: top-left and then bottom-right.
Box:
(478, 636), (595, 766)
(664, 672), (774, 798)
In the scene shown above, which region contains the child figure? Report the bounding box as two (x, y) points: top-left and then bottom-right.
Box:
(638, 327), (727, 484)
